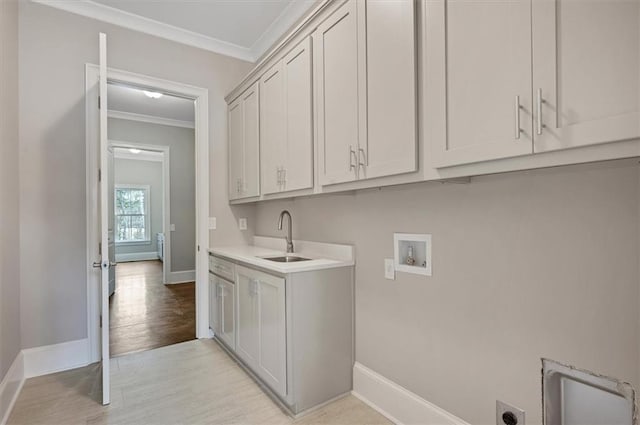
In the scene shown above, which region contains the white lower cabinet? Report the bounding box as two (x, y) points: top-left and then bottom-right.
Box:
(209, 273), (235, 350)
(210, 254), (354, 415)
(236, 265), (287, 398)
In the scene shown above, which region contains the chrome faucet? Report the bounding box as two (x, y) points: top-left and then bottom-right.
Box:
(277, 210), (294, 253)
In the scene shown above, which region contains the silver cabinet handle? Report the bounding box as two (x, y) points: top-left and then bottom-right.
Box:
(276, 167), (281, 187)
(349, 145), (356, 171)
(515, 95), (522, 140)
(536, 88), (543, 135)
(358, 148), (367, 167)
(282, 168), (286, 187)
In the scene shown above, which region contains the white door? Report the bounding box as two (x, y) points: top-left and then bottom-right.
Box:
(532, 0), (640, 152)
(283, 37), (313, 192)
(426, 0), (533, 167)
(256, 273), (287, 398)
(362, 0), (417, 180)
(98, 32), (112, 406)
(260, 62), (286, 195)
(314, 0), (364, 185)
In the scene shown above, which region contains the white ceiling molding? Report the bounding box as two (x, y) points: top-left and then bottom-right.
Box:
(31, 0), (254, 62)
(113, 147), (164, 162)
(249, 0), (319, 61)
(108, 110), (195, 129)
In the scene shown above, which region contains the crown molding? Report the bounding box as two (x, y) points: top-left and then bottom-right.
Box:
(108, 110), (195, 129)
(32, 0), (254, 62)
(250, 0), (317, 62)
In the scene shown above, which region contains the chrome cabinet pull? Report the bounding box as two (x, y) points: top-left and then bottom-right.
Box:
(349, 145), (356, 171)
(358, 148), (367, 167)
(276, 167), (281, 187)
(536, 88), (543, 135)
(515, 95), (522, 140)
(282, 168), (286, 188)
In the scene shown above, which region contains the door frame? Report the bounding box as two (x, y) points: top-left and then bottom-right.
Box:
(110, 141), (171, 285)
(85, 64), (210, 362)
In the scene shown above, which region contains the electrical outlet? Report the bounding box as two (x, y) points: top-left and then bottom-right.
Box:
(209, 217), (217, 230)
(238, 218), (247, 230)
(497, 400), (525, 425)
(384, 258), (395, 280)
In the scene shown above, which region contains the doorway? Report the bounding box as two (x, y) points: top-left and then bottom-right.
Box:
(85, 64), (211, 366)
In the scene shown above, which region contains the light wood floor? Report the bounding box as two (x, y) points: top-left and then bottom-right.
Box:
(7, 339), (390, 425)
(110, 260), (195, 356)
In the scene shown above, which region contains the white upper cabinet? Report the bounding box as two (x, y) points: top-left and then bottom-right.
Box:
(260, 63), (286, 195)
(314, 0), (364, 185)
(282, 37), (313, 192)
(315, 0), (417, 184)
(427, 0), (534, 167)
(362, 0), (417, 180)
(259, 37), (314, 195)
(532, 0), (640, 153)
(228, 82), (260, 200)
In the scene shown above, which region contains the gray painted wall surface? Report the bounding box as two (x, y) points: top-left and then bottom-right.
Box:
(110, 121), (196, 272)
(255, 162), (640, 425)
(114, 158), (163, 257)
(18, 1), (254, 349)
(0, 0), (20, 380)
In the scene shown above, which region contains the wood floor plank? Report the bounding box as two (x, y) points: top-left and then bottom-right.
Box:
(110, 260), (195, 357)
(7, 340), (390, 425)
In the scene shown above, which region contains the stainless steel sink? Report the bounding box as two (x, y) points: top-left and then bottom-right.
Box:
(262, 255), (311, 263)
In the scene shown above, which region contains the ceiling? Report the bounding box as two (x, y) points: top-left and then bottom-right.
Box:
(33, 0), (320, 62)
(108, 83), (195, 123)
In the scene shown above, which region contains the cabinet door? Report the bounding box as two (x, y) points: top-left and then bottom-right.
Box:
(532, 0), (640, 152)
(219, 280), (235, 349)
(208, 274), (220, 334)
(260, 63), (286, 195)
(361, 0), (417, 180)
(241, 83), (260, 198)
(314, 0), (366, 185)
(283, 37), (313, 192)
(228, 99), (243, 200)
(256, 273), (287, 398)
(235, 266), (259, 366)
(426, 0), (533, 167)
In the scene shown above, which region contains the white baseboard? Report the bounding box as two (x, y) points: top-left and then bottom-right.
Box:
(352, 362), (470, 425)
(23, 338), (90, 379)
(115, 252), (159, 262)
(0, 352), (24, 425)
(167, 269), (195, 284)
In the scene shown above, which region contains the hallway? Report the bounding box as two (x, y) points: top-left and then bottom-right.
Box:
(109, 260), (195, 356)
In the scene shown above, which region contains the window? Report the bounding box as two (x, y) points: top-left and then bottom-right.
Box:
(115, 185), (150, 243)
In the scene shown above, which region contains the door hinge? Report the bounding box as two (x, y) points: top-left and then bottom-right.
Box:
(98, 168), (101, 182)
(98, 96), (101, 110)
(99, 315), (102, 328)
(98, 243), (102, 255)
(197, 245), (200, 252)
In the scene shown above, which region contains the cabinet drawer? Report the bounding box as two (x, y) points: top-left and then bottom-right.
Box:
(209, 256), (235, 281)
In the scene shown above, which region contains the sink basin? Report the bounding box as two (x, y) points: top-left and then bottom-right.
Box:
(262, 255), (311, 263)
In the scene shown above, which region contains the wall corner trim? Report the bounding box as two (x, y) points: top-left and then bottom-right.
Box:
(352, 362), (471, 425)
(0, 352), (25, 425)
(22, 338), (91, 379)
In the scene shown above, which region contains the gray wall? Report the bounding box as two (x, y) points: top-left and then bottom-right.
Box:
(110, 120), (195, 272)
(114, 158), (163, 258)
(0, 0), (20, 380)
(255, 162), (640, 425)
(18, 1), (254, 349)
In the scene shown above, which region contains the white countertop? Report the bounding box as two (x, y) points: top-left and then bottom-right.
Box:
(209, 236), (354, 274)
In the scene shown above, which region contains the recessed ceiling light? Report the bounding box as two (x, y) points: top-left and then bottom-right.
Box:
(129, 148), (141, 154)
(143, 90), (163, 99)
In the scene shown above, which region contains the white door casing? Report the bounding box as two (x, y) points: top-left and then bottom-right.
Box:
(85, 59), (210, 368)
